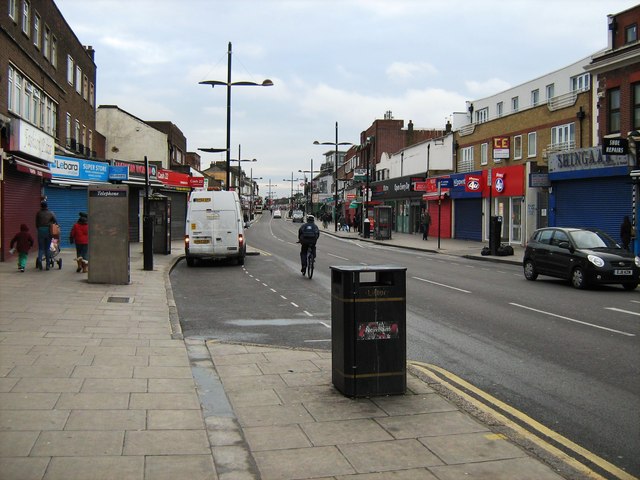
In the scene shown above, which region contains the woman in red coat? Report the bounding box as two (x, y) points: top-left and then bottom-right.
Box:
(69, 212), (89, 272)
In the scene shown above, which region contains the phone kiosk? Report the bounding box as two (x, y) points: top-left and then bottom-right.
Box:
(149, 194), (171, 255)
(374, 206), (392, 240)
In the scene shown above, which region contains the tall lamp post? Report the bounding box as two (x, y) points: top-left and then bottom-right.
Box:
(197, 147), (228, 188)
(199, 42), (272, 191)
(299, 158), (320, 215)
(229, 144), (257, 213)
(250, 171), (262, 220)
(267, 180), (278, 210)
(314, 122), (353, 232)
(283, 173), (302, 214)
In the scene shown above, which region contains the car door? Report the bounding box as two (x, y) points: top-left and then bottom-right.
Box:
(547, 229), (573, 278)
(530, 228), (554, 275)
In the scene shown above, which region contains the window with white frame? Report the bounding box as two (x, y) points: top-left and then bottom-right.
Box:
(21, 0), (30, 36)
(458, 146), (474, 172)
(88, 130), (93, 155)
(476, 108), (488, 124)
(546, 83), (555, 100)
(480, 143), (488, 165)
(8, 68), (17, 114)
(531, 89), (539, 107)
(9, 0), (18, 21)
(570, 73), (590, 92)
(75, 65), (82, 94)
(551, 123), (575, 150)
(66, 113), (71, 146)
(625, 24), (637, 44)
(33, 13), (40, 48)
(51, 35), (57, 67)
(528, 132), (537, 157)
(82, 75), (88, 100)
(89, 82), (94, 107)
(7, 66), (57, 135)
(497, 102), (503, 117)
(511, 96), (519, 112)
(23, 82), (31, 121)
(67, 56), (74, 84)
(513, 135), (522, 159)
(81, 125), (86, 150)
(75, 120), (80, 148)
(608, 88), (620, 133)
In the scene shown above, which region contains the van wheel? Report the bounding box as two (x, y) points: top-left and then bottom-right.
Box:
(186, 257), (195, 267)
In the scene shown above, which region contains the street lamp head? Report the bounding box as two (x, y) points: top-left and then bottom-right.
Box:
(198, 147), (228, 153)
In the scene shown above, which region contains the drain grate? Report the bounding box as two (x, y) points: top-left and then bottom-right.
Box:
(107, 296), (132, 303)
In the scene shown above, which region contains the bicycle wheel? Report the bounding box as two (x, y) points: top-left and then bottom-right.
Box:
(307, 252), (314, 279)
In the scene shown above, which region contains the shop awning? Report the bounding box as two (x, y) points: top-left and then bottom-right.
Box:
(11, 156), (52, 178)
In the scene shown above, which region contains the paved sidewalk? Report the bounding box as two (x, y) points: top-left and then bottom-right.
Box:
(0, 234), (573, 480)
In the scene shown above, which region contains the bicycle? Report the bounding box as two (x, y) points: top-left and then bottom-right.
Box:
(305, 247), (315, 279)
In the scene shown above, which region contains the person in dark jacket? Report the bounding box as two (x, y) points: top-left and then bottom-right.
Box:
(298, 215), (320, 274)
(70, 212), (89, 273)
(10, 224), (34, 272)
(35, 201), (57, 270)
(620, 215), (632, 251)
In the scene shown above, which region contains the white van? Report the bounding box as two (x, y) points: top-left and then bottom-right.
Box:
(185, 190), (246, 266)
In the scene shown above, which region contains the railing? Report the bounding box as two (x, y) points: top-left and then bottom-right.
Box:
(547, 91), (578, 111)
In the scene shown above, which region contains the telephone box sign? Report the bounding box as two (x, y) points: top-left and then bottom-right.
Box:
(493, 136), (510, 159)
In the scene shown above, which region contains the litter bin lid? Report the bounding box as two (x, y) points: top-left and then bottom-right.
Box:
(330, 265), (407, 272)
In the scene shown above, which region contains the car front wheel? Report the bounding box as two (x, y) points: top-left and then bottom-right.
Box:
(571, 267), (588, 289)
(523, 260), (538, 281)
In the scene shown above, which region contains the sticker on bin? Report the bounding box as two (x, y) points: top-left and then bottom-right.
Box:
(357, 321), (399, 340)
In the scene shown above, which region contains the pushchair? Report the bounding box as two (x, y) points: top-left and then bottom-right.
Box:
(37, 237), (62, 270)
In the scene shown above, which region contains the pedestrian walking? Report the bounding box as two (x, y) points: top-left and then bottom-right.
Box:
(70, 212), (89, 273)
(35, 201), (57, 270)
(9, 224), (34, 272)
(422, 210), (431, 240)
(620, 215), (632, 251)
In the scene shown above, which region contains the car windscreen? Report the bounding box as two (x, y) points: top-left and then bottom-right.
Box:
(569, 230), (618, 249)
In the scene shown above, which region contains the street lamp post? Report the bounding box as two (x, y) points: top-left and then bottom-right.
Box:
(267, 180), (278, 211)
(283, 173), (302, 215)
(250, 170), (262, 220)
(199, 42), (272, 191)
(299, 158), (320, 216)
(314, 122), (353, 232)
(229, 144), (257, 198)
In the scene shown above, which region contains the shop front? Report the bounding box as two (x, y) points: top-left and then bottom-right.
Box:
(370, 175), (424, 234)
(548, 147), (633, 242)
(1, 119), (54, 261)
(156, 169), (195, 242)
(45, 156), (111, 249)
(419, 176), (452, 239)
(479, 165), (525, 245)
(112, 160), (163, 242)
(450, 172), (483, 241)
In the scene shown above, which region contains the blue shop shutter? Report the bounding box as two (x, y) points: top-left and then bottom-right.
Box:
(454, 198), (482, 241)
(44, 187), (88, 249)
(553, 176), (632, 242)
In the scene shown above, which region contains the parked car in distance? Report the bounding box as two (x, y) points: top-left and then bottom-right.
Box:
(273, 209), (282, 219)
(523, 227), (640, 290)
(292, 210), (304, 223)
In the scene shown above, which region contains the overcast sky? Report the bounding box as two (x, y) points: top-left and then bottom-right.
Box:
(56, 0), (634, 199)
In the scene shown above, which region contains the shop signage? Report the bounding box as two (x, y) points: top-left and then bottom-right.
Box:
(529, 173), (550, 187)
(438, 178), (452, 188)
(465, 175), (483, 192)
(189, 177), (204, 188)
(157, 169), (191, 187)
(50, 155), (110, 182)
(492, 136), (510, 160)
(108, 166), (129, 181)
(353, 168), (368, 181)
(9, 119), (55, 163)
(602, 137), (628, 155)
(112, 159), (157, 179)
(549, 147), (630, 173)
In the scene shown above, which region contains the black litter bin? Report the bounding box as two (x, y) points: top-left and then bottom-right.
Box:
(489, 215), (502, 256)
(363, 220), (371, 238)
(330, 265), (407, 397)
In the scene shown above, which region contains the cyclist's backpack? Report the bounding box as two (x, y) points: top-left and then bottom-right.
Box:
(300, 224), (318, 245)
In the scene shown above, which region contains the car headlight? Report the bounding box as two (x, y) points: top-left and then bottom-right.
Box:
(635, 256), (640, 268)
(587, 254), (605, 268)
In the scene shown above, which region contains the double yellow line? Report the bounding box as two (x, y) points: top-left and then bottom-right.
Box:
(409, 362), (637, 480)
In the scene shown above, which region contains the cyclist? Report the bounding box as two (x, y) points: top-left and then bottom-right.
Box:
(298, 214), (320, 274)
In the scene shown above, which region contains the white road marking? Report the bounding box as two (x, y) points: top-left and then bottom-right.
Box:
(262, 283), (268, 286)
(319, 321), (331, 329)
(280, 295), (287, 300)
(291, 302), (299, 308)
(605, 307), (640, 317)
(412, 276), (472, 293)
(303, 310), (313, 317)
(304, 339), (331, 343)
(510, 303), (635, 337)
(328, 253), (349, 260)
